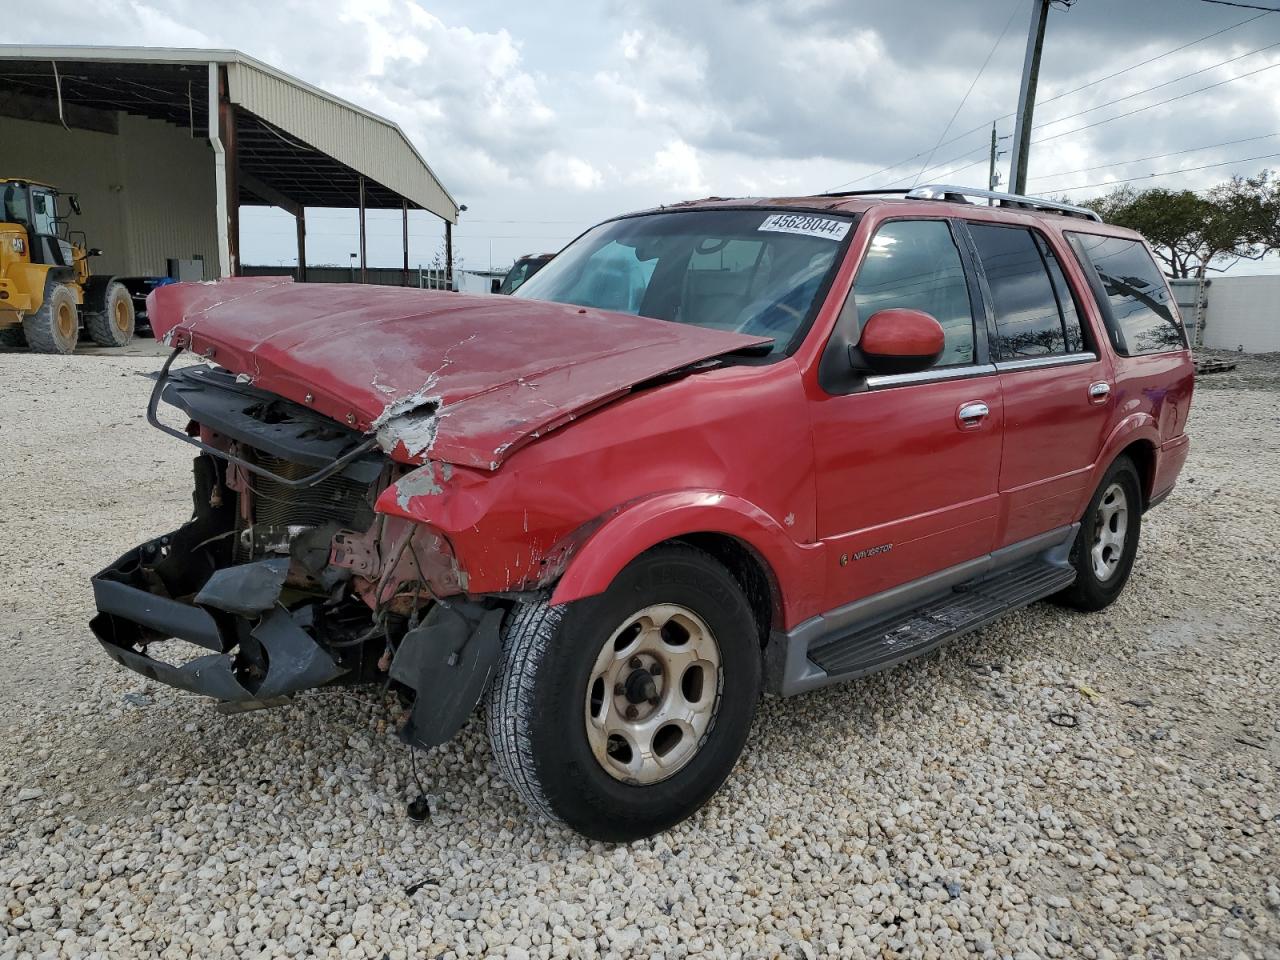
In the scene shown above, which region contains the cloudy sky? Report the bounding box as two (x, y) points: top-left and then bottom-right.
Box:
(12, 0), (1280, 273)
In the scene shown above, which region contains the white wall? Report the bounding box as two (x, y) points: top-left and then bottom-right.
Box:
(1201, 276), (1280, 353)
(0, 113), (219, 278)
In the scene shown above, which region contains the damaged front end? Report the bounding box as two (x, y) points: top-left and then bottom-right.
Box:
(90, 351), (505, 749)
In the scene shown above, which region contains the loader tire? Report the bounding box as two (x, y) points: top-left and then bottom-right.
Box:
(23, 280), (79, 355)
(84, 281), (135, 347)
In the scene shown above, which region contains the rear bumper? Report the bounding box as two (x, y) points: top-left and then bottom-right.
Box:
(1149, 433), (1191, 509)
(89, 532), (348, 704)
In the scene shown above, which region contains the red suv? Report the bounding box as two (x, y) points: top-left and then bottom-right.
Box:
(91, 185), (1193, 841)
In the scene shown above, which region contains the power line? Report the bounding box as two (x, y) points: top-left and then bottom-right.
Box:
(1050, 150), (1280, 192)
(910, 0), (1026, 187)
(1035, 10), (1271, 108)
(824, 9), (1271, 191)
(1029, 132), (1280, 181)
(1199, 0), (1280, 11)
(883, 144), (991, 187)
(1032, 39), (1280, 131)
(1032, 59), (1280, 144)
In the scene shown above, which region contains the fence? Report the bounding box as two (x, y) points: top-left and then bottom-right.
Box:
(1171, 275), (1280, 353)
(241, 265), (454, 289)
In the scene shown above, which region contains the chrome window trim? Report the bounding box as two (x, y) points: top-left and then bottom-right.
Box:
(993, 352), (1098, 372)
(865, 363), (997, 390)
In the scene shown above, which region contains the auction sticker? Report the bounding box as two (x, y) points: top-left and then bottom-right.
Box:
(758, 213), (851, 241)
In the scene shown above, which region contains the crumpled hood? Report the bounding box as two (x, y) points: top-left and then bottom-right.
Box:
(149, 277), (770, 470)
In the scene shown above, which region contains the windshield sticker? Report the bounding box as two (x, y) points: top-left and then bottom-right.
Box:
(758, 214), (851, 241)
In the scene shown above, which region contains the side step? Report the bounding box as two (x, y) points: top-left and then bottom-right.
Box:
(807, 557), (1076, 679)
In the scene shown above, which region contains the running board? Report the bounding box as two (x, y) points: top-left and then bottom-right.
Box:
(807, 557), (1075, 680)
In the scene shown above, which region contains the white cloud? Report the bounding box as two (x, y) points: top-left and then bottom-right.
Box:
(536, 152), (604, 190)
(640, 140), (708, 194)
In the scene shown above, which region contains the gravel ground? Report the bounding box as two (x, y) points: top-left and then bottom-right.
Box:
(1, 351), (1277, 960)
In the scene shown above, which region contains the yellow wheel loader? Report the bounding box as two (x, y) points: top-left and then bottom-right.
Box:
(0, 178), (135, 354)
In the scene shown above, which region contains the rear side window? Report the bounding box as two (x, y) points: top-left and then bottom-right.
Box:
(969, 224), (1082, 360)
(1065, 233), (1185, 355)
(851, 219), (974, 366)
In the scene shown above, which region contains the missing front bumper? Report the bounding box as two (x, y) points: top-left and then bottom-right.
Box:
(90, 538), (347, 703)
(89, 528), (507, 749)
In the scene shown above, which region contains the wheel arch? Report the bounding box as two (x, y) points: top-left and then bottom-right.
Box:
(548, 491), (816, 632)
(1094, 413), (1160, 509)
(1116, 438), (1156, 509)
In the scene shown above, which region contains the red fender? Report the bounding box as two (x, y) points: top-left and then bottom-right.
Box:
(549, 490), (824, 630)
(1091, 412), (1160, 501)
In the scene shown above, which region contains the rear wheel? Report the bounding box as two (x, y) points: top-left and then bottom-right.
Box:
(1054, 456), (1142, 612)
(486, 544), (761, 841)
(23, 280), (79, 354)
(84, 281), (135, 347)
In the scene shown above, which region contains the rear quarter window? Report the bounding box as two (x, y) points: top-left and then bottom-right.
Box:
(1065, 233), (1186, 356)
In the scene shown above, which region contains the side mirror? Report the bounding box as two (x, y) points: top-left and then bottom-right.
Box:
(491, 278), (502, 294)
(855, 308), (945, 375)
(87, 248), (103, 257)
(68, 195), (82, 216)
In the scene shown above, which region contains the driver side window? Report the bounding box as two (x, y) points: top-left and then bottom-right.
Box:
(851, 219), (975, 366)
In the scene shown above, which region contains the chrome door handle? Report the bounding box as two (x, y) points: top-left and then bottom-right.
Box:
(957, 400), (989, 425)
(1089, 381), (1111, 402)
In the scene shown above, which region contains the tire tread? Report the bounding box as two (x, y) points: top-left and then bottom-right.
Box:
(486, 599), (565, 823)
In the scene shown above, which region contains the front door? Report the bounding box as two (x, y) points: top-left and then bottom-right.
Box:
(810, 217), (1004, 610)
(961, 222), (1114, 548)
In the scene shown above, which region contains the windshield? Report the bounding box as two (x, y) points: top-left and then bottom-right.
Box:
(513, 209), (856, 356)
(499, 256), (549, 295)
(2, 183), (30, 226)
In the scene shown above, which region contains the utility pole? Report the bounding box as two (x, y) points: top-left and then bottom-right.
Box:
(989, 123), (999, 192)
(988, 122), (1010, 200)
(1009, 0), (1051, 195)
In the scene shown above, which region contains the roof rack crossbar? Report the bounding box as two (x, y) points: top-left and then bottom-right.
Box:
(905, 184), (1102, 221)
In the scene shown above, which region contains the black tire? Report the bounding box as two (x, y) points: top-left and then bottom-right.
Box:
(0, 324), (25, 349)
(23, 279), (79, 354)
(1053, 456), (1143, 612)
(486, 543), (761, 841)
(84, 280), (135, 347)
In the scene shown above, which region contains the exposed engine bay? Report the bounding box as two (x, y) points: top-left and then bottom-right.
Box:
(89, 358), (505, 750)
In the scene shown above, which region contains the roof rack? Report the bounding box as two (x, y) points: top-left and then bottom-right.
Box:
(904, 184), (1102, 221)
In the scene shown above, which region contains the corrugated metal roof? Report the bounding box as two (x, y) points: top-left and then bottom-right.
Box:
(0, 44), (458, 223)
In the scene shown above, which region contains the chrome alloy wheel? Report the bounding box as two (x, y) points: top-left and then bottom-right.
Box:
(584, 603), (723, 785)
(1091, 482), (1129, 582)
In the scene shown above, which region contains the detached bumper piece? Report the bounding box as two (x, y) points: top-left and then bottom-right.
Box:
(90, 538), (346, 707)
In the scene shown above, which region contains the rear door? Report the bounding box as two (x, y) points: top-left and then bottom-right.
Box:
(810, 216), (1004, 609)
(961, 221), (1113, 548)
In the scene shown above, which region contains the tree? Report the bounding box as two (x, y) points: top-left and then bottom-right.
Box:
(1081, 170), (1280, 278)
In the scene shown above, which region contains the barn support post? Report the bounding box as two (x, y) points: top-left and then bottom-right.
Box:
(217, 66), (240, 276)
(358, 176), (368, 284)
(445, 220), (453, 292)
(401, 199), (410, 287)
(296, 208), (307, 282)
(208, 62), (231, 279)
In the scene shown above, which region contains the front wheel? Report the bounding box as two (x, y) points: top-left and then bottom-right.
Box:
(84, 281), (135, 347)
(1053, 455), (1142, 612)
(486, 544), (761, 841)
(23, 280), (79, 354)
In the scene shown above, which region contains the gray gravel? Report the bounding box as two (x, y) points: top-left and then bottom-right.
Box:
(1, 350), (1277, 960)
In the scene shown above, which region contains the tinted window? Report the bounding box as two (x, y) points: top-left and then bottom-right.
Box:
(1066, 233), (1184, 355)
(31, 190), (57, 236)
(969, 224), (1068, 359)
(851, 219), (974, 366)
(1041, 240), (1087, 353)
